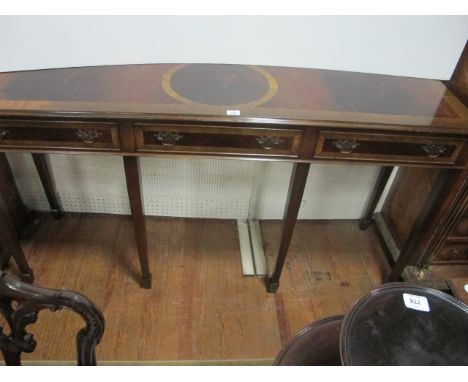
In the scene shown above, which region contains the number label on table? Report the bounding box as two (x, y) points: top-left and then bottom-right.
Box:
(403, 293), (430, 312)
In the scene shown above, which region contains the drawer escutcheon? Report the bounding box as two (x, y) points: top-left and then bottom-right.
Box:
(333, 139), (360, 154)
(256, 136), (284, 150)
(0, 128), (9, 140)
(155, 132), (183, 146)
(75, 129), (103, 144)
(421, 144), (448, 158)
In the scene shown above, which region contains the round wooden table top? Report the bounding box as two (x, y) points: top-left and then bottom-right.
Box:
(340, 283), (468, 366)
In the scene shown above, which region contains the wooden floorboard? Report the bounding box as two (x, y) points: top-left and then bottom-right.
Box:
(4, 214), (389, 363)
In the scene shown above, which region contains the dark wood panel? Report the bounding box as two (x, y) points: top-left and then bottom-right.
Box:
(433, 242), (468, 264)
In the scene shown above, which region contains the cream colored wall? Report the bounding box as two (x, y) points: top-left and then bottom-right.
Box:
(0, 16), (466, 78)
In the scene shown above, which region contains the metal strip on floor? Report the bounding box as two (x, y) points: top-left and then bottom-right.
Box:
(237, 219), (268, 276)
(237, 219), (256, 276)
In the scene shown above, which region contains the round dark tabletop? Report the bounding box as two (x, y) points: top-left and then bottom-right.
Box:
(340, 283), (468, 366)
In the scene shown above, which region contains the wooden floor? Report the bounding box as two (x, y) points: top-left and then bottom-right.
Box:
(4, 214), (390, 364)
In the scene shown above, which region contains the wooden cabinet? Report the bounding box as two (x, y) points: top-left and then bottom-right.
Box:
(379, 166), (468, 285)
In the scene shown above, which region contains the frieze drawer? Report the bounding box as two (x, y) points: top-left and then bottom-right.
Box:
(0, 120), (120, 151)
(314, 131), (464, 166)
(135, 123), (303, 157)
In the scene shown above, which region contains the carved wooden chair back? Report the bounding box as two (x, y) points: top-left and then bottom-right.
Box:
(0, 271), (104, 365)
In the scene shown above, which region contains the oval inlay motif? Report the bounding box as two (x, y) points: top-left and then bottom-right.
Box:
(162, 64), (278, 108)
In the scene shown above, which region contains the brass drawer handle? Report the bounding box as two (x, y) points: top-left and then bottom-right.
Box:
(333, 139), (360, 154)
(76, 129), (103, 143)
(0, 128), (10, 140)
(421, 144), (447, 158)
(155, 132), (183, 146)
(256, 136), (284, 150)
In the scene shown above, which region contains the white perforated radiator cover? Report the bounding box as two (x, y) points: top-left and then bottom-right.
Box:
(6, 153), (386, 220)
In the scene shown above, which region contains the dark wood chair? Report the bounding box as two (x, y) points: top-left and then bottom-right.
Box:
(273, 315), (344, 366)
(0, 271), (104, 365)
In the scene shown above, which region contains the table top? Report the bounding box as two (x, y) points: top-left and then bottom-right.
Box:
(340, 283), (468, 366)
(0, 63), (466, 133)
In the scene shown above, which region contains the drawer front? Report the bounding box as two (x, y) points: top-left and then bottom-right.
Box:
(0, 120), (120, 151)
(135, 123), (303, 157)
(433, 242), (468, 264)
(314, 131), (464, 165)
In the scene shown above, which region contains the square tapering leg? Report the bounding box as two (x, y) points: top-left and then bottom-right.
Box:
(123, 156), (152, 289)
(267, 163), (310, 293)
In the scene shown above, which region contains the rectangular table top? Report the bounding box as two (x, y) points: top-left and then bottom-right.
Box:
(0, 63), (466, 133)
